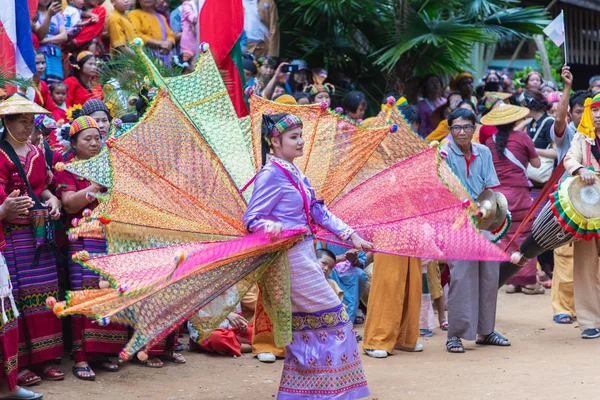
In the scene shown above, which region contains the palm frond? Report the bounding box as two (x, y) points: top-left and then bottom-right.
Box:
(0, 63), (34, 90)
(97, 47), (182, 95)
(482, 7), (550, 38)
(374, 13), (493, 71)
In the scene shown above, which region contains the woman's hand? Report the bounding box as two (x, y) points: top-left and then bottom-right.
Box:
(48, 1), (61, 16)
(1, 191), (34, 220)
(265, 221), (282, 242)
(88, 183), (104, 195)
(227, 313), (248, 333)
(350, 233), (373, 252)
(275, 62), (289, 79)
(45, 196), (61, 220)
(579, 168), (596, 186)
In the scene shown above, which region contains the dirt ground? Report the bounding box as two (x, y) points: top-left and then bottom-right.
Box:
(36, 290), (600, 400)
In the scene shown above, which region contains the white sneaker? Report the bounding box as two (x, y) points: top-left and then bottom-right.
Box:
(257, 352), (276, 363)
(395, 343), (424, 352)
(364, 349), (388, 358)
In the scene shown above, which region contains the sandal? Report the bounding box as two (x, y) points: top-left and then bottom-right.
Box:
(0, 387), (43, 399)
(522, 283), (545, 295)
(440, 320), (449, 331)
(93, 358), (120, 372)
(553, 314), (574, 324)
(446, 336), (464, 353)
(72, 365), (96, 381)
(537, 269), (552, 289)
(420, 329), (433, 337)
(355, 334), (363, 343)
(476, 331), (511, 346)
(40, 366), (64, 381)
(354, 316), (365, 325)
(16, 371), (41, 387)
(504, 284), (520, 294)
(160, 351), (186, 364)
(136, 356), (163, 368)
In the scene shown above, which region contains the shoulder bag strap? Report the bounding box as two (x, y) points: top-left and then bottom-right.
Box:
(531, 117), (553, 149)
(43, 141), (53, 170)
(0, 141), (45, 209)
(492, 135), (533, 187)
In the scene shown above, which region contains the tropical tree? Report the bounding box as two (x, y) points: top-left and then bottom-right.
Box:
(277, 0), (549, 109)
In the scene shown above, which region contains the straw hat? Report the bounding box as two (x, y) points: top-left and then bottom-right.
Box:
(0, 94), (50, 116)
(483, 91), (511, 101)
(480, 103), (530, 126)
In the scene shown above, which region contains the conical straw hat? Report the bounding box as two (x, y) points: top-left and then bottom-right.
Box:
(480, 103), (529, 126)
(0, 94), (50, 116)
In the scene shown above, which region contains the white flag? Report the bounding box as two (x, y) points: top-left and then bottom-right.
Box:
(543, 11), (565, 46)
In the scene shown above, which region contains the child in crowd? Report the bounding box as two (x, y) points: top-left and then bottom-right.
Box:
(31, 51), (67, 122)
(187, 288), (253, 357)
(108, 0), (137, 55)
(64, 0), (98, 35)
(50, 82), (68, 112)
(173, 0), (198, 68)
(317, 249), (345, 304)
(342, 91), (367, 121)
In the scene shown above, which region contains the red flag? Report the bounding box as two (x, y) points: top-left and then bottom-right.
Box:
(200, 0), (248, 117)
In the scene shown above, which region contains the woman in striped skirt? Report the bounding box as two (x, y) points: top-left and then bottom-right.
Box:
(56, 116), (129, 381)
(0, 95), (65, 387)
(244, 113), (372, 399)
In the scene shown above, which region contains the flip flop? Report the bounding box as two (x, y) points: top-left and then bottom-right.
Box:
(160, 351), (186, 364)
(553, 314), (573, 324)
(0, 387), (43, 400)
(92, 358), (120, 372)
(136, 356), (163, 368)
(72, 366), (95, 381)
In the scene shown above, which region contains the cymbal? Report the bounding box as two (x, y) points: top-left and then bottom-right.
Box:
(476, 189), (497, 230)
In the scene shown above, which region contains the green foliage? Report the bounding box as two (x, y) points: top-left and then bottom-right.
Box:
(277, 0), (549, 114)
(535, 37), (563, 87)
(97, 48), (183, 95)
(514, 38), (564, 90)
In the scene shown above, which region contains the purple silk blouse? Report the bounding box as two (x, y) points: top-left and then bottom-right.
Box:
(243, 155), (354, 240)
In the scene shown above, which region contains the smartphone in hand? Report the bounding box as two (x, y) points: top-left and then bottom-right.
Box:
(282, 64), (299, 74)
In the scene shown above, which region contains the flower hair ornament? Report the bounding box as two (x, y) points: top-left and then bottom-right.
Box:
(34, 115), (58, 131)
(66, 104), (83, 121)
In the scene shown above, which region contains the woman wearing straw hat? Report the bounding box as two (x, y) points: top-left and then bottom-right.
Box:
(482, 104), (543, 295)
(0, 94), (64, 389)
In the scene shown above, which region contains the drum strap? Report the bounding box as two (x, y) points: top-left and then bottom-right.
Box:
(588, 137), (600, 166)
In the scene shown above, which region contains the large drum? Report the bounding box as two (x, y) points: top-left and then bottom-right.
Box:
(511, 176), (600, 268)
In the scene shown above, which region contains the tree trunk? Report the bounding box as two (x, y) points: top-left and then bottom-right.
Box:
(533, 34), (552, 81)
